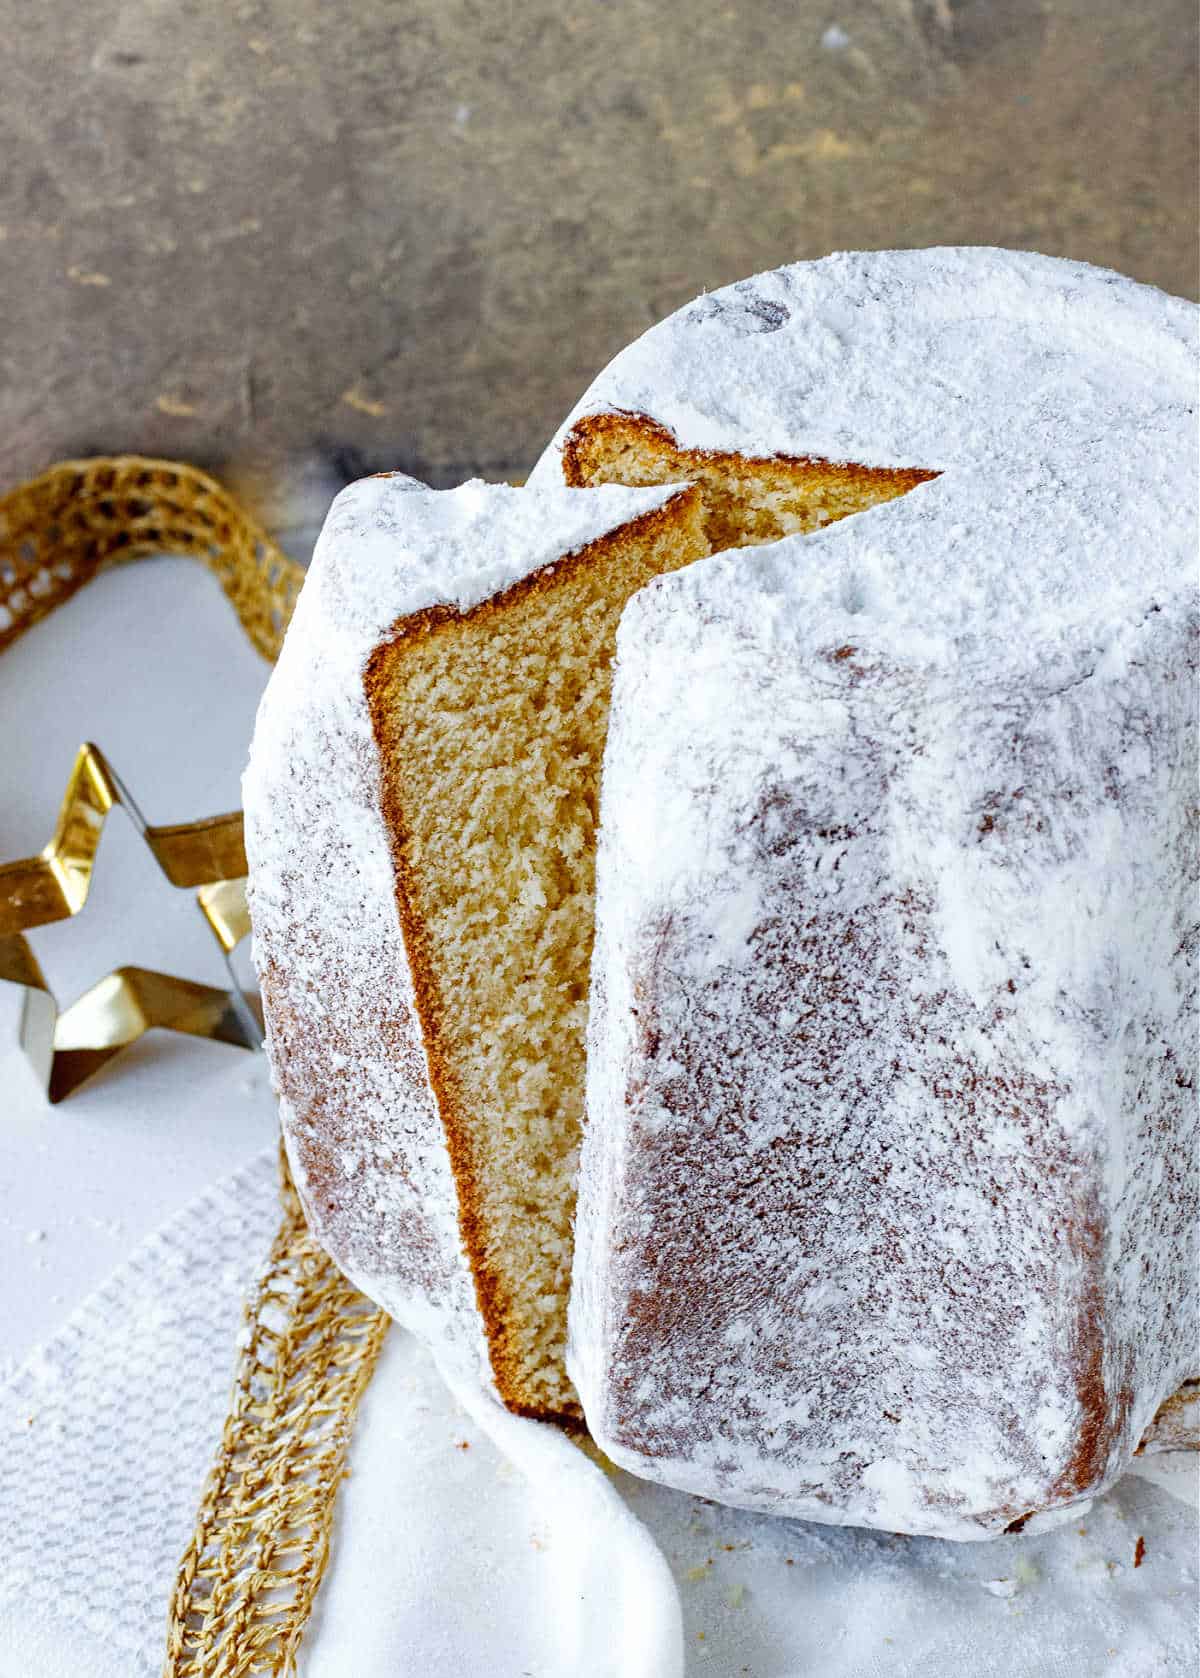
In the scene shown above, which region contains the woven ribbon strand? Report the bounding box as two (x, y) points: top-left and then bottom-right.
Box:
(0, 457), (390, 1678)
(165, 1151), (390, 1678)
(0, 455), (306, 661)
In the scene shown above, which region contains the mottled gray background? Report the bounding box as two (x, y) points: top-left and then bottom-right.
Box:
(2, 0), (1196, 534)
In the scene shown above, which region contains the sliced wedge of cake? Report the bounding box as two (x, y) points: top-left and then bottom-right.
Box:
(244, 475), (710, 1419)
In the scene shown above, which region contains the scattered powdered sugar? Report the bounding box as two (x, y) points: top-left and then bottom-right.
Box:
(619, 1458), (1197, 1677)
(561, 250), (1198, 1537)
(980, 1576), (1020, 1598)
(243, 475), (690, 1395)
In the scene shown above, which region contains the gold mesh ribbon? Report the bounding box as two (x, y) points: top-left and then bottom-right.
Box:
(0, 457), (389, 1677)
(166, 1148), (390, 1676)
(0, 455), (301, 661)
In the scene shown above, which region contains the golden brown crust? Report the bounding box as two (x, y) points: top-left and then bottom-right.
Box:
(1135, 1377), (1200, 1454)
(561, 409), (937, 501)
(363, 486), (703, 1422)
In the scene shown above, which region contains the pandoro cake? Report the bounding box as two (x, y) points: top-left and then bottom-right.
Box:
(245, 247), (1198, 1539)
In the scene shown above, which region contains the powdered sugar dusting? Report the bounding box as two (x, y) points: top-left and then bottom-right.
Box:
(564, 250), (1199, 1537)
(531, 247), (1196, 478)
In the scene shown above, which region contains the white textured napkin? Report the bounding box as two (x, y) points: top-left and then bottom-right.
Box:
(0, 1149), (280, 1678)
(1, 1151), (1196, 1678)
(0, 1148), (683, 1678)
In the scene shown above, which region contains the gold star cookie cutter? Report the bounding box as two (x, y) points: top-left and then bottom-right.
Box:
(0, 741), (262, 1103)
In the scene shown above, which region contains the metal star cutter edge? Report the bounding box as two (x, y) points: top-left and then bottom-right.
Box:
(0, 740), (263, 1103)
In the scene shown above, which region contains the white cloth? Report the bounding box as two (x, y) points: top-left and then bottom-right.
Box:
(0, 1150), (280, 1678)
(1, 1153), (1196, 1678)
(299, 1334), (684, 1678)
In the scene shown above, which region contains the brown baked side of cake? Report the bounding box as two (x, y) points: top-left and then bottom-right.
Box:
(363, 487), (709, 1421)
(1137, 1378), (1200, 1454)
(561, 410), (938, 550)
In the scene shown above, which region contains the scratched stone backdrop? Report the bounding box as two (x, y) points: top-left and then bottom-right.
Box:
(1, 0), (1196, 532)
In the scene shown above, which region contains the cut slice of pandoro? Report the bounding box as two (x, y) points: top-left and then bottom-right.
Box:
(244, 475), (709, 1420)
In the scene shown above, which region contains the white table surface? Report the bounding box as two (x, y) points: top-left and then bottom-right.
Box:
(0, 556), (280, 1371)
